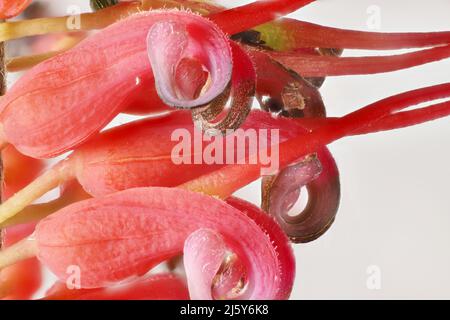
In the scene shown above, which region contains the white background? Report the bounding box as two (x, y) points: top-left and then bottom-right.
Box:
(10, 0), (450, 299)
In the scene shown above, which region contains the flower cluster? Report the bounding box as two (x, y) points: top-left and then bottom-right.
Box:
(0, 0), (449, 300)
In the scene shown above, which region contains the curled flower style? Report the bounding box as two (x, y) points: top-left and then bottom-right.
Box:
(262, 148), (340, 243)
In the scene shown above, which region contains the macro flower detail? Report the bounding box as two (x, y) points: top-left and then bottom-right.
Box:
(0, 0), (449, 301)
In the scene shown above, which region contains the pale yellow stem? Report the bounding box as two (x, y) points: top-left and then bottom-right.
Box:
(7, 31), (86, 72)
(0, 199), (66, 229)
(0, 161), (75, 225)
(0, 182), (90, 228)
(6, 51), (62, 72)
(0, 2), (139, 42)
(0, 237), (37, 270)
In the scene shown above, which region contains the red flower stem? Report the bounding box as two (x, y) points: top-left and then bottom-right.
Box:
(210, 0), (316, 35)
(181, 83), (450, 198)
(270, 44), (450, 77)
(3, 101), (443, 229)
(260, 19), (450, 50)
(2, 98), (446, 228)
(336, 84), (450, 132)
(297, 101), (450, 135)
(0, 85), (449, 270)
(355, 100), (450, 134)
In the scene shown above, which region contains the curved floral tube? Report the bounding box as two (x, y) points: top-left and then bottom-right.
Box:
(301, 48), (343, 88)
(0, 88), (448, 298)
(71, 112), (225, 196)
(292, 100), (450, 136)
(0, 187), (286, 300)
(254, 19), (450, 51)
(269, 45), (450, 77)
(0, 1), (449, 301)
(2, 80), (433, 232)
(181, 83), (450, 198)
(0, 10), (231, 158)
(10, 0), (449, 79)
(44, 273), (189, 300)
(1, 0), (446, 159)
(0, 1), (309, 158)
(2, 82), (432, 229)
(262, 148), (340, 243)
(208, 0), (315, 36)
(0, 110), (306, 225)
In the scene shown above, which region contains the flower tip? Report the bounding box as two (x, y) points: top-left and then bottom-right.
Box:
(146, 11), (233, 109)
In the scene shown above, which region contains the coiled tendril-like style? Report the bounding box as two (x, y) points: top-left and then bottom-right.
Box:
(262, 148), (341, 243)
